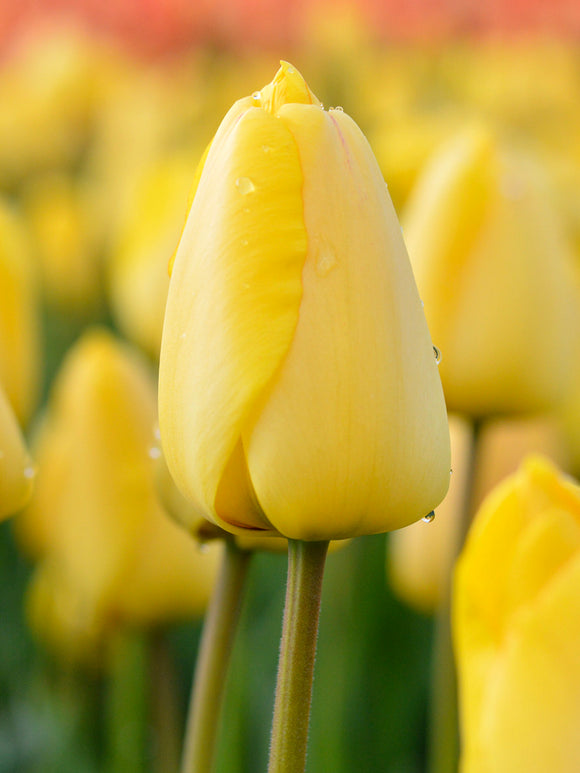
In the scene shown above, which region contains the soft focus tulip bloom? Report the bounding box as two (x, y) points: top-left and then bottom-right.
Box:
(0, 198), (41, 425)
(454, 457), (580, 773)
(108, 152), (194, 358)
(403, 126), (578, 417)
(0, 382), (34, 520)
(159, 62), (450, 542)
(17, 329), (220, 640)
(22, 173), (103, 315)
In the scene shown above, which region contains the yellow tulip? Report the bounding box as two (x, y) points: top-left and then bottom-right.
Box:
(0, 198), (41, 425)
(0, 381), (34, 520)
(159, 62), (450, 542)
(17, 328), (220, 641)
(107, 151), (194, 358)
(453, 457), (580, 773)
(22, 173), (103, 315)
(403, 126), (578, 417)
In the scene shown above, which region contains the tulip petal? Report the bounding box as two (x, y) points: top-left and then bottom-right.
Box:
(482, 554), (580, 773)
(159, 103), (307, 533)
(244, 106), (450, 540)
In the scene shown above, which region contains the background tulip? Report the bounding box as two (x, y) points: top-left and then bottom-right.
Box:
(159, 61), (450, 542)
(17, 328), (220, 644)
(453, 457), (580, 773)
(0, 198), (41, 426)
(403, 126), (579, 418)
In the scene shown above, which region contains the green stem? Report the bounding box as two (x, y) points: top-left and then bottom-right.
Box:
(150, 630), (181, 773)
(106, 629), (149, 773)
(181, 539), (252, 773)
(268, 539), (329, 773)
(428, 419), (483, 773)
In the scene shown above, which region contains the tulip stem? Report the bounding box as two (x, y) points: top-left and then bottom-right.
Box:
(106, 629), (149, 773)
(268, 539), (330, 773)
(428, 419), (483, 773)
(150, 631), (181, 773)
(181, 539), (252, 773)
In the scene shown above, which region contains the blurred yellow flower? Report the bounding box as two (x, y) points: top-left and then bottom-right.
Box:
(0, 29), (103, 184)
(107, 151), (194, 358)
(159, 61), (450, 542)
(0, 198), (41, 425)
(0, 381), (34, 521)
(22, 172), (104, 315)
(404, 126), (578, 417)
(454, 457), (580, 773)
(17, 328), (220, 645)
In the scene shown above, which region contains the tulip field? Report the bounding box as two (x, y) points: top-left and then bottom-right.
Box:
(0, 2), (579, 772)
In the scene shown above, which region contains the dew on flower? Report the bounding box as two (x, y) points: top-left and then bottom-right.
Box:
(148, 446), (162, 460)
(23, 464), (36, 480)
(235, 177), (255, 195)
(433, 345), (441, 364)
(422, 511), (435, 523)
(315, 251), (337, 277)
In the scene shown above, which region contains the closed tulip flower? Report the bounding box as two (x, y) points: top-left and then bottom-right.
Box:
(453, 457), (580, 773)
(403, 126), (578, 417)
(0, 198), (41, 425)
(159, 62), (450, 542)
(17, 329), (220, 638)
(0, 381), (34, 520)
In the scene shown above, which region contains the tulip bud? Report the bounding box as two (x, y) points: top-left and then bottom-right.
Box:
(108, 152), (194, 358)
(159, 62), (450, 542)
(0, 382), (34, 520)
(0, 198), (41, 425)
(454, 457), (580, 773)
(403, 126), (578, 418)
(17, 329), (220, 639)
(22, 173), (103, 315)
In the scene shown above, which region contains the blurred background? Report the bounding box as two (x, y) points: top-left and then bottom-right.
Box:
(0, 1), (579, 772)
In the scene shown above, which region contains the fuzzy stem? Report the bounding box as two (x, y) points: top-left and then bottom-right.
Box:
(268, 539), (329, 773)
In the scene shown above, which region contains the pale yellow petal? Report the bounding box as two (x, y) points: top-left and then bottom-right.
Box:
(245, 106), (450, 540)
(159, 103), (307, 534)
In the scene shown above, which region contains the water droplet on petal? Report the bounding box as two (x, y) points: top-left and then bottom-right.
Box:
(420, 299), (425, 307)
(23, 464), (37, 481)
(433, 345), (441, 364)
(449, 468), (453, 476)
(333, 106), (344, 112)
(422, 511), (435, 523)
(251, 90), (261, 103)
(315, 251), (337, 277)
(149, 446), (162, 460)
(235, 177), (255, 195)
(153, 426), (161, 440)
